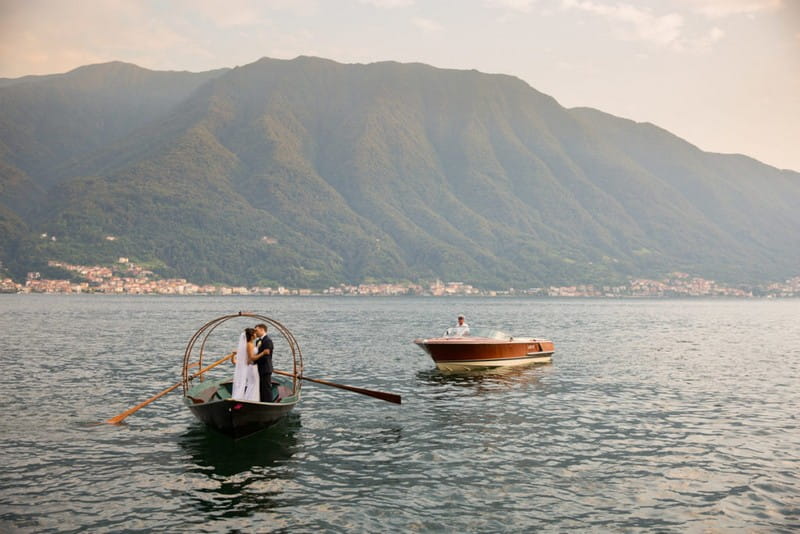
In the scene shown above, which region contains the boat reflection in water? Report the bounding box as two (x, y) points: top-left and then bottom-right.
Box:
(416, 362), (552, 393)
(180, 413), (301, 478)
(179, 414), (302, 518)
(414, 327), (555, 372)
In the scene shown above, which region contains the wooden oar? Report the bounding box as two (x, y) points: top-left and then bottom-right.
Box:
(104, 352), (235, 425)
(273, 369), (402, 404)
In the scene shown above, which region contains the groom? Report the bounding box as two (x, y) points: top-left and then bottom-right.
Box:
(252, 323), (275, 402)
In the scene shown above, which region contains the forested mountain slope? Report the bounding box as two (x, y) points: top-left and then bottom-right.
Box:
(1, 57), (797, 288)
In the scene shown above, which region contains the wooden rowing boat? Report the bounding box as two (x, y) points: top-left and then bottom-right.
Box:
(105, 313), (399, 431)
(184, 375), (300, 439)
(181, 312), (303, 439)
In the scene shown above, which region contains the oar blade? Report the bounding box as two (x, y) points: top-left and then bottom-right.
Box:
(274, 370), (402, 404)
(313, 378), (401, 404)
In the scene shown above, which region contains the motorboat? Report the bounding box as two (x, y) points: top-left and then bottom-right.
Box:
(414, 327), (555, 372)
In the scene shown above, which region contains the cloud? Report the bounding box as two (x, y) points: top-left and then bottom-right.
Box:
(562, 1), (684, 47)
(676, 0), (783, 18)
(484, 0), (537, 13)
(413, 17), (443, 32)
(0, 1), (190, 76)
(560, 1), (733, 51)
(359, 0), (415, 8)
(677, 25), (725, 52)
(185, 1), (271, 28)
(185, 0), (319, 25)
(0, 0), (328, 76)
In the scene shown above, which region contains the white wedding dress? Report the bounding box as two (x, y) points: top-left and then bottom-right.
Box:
(231, 332), (260, 401)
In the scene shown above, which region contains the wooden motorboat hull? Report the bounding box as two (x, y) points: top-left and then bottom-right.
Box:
(184, 377), (299, 439)
(414, 337), (554, 372)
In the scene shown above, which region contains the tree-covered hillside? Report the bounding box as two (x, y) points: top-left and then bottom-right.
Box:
(1, 57), (798, 288)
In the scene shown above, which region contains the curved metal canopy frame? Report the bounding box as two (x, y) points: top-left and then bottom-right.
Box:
(181, 312), (303, 396)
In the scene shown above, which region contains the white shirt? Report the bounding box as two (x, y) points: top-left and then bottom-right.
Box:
(452, 322), (470, 336)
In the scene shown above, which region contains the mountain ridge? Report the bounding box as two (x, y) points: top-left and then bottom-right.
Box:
(1, 56), (798, 288)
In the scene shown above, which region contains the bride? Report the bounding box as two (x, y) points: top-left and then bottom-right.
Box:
(231, 328), (260, 401)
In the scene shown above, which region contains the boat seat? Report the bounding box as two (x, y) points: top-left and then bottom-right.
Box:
(187, 386), (218, 404)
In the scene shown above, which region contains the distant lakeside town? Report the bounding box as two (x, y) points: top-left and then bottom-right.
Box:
(2, 259), (799, 298)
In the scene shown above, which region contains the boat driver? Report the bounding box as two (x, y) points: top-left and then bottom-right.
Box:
(452, 315), (470, 336)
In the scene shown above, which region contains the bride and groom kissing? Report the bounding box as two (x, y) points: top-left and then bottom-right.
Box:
(231, 323), (276, 402)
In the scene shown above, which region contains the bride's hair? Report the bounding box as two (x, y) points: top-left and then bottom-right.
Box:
(245, 327), (255, 342)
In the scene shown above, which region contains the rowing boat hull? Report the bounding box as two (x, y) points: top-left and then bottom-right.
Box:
(186, 398), (296, 439)
(414, 337), (555, 372)
(184, 377), (299, 439)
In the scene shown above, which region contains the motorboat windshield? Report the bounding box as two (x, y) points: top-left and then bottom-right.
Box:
(442, 327), (512, 340)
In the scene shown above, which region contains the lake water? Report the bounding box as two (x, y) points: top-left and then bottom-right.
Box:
(0, 295), (798, 532)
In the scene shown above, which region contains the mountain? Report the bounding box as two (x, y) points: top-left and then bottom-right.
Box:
(1, 56), (798, 288)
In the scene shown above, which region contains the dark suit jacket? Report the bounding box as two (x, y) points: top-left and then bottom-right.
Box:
(256, 336), (274, 375)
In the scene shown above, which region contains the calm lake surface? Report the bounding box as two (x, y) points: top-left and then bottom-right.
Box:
(0, 295), (798, 532)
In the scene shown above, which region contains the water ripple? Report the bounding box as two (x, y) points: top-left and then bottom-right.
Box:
(1, 296), (799, 531)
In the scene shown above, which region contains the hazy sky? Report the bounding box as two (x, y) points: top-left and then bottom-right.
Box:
(1, 0), (798, 171)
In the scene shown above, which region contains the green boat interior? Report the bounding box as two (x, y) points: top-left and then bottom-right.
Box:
(186, 376), (297, 405)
